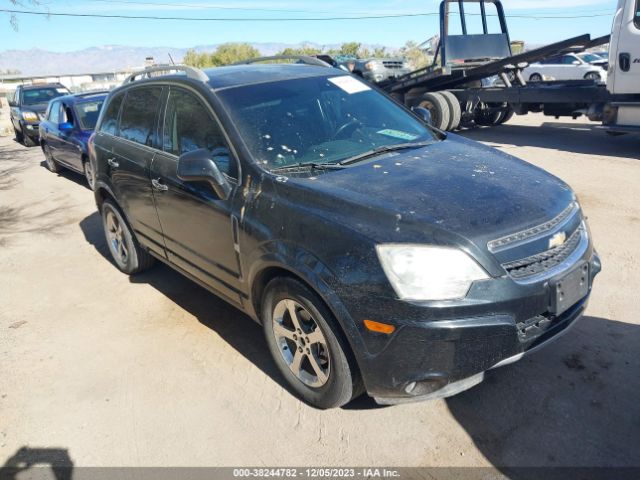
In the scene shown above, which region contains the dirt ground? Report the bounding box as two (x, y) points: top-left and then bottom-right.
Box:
(1, 114), (639, 472)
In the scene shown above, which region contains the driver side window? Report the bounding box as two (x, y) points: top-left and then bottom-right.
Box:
(48, 101), (61, 123)
(163, 88), (236, 179)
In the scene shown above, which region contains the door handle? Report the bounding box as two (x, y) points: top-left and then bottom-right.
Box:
(107, 157), (119, 168)
(619, 53), (631, 72)
(151, 178), (168, 191)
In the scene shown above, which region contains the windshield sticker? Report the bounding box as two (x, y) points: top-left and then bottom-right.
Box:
(56, 88), (69, 94)
(328, 76), (370, 94)
(377, 129), (419, 141)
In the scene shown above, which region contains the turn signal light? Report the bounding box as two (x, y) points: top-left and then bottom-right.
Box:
(363, 319), (396, 334)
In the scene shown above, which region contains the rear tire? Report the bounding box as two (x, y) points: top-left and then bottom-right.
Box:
(496, 106), (515, 125)
(101, 200), (155, 274)
(83, 158), (96, 191)
(440, 91), (462, 130)
(262, 277), (362, 409)
(418, 92), (450, 131)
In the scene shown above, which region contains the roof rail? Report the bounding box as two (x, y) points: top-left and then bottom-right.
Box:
(232, 55), (332, 68)
(123, 64), (209, 84)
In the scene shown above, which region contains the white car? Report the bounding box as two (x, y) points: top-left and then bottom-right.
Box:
(523, 53), (607, 83)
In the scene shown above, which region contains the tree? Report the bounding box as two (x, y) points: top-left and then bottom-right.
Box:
(400, 40), (432, 70)
(182, 43), (260, 68)
(338, 42), (361, 57)
(277, 46), (322, 57)
(8, 0), (44, 30)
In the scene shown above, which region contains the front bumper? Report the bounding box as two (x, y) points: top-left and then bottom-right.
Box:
(20, 120), (40, 138)
(351, 249), (601, 404)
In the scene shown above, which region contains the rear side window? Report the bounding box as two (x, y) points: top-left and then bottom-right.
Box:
(48, 100), (61, 123)
(100, 92), (124, 135)
(119, 87), (162, 146)
(163, 88), (236, 178)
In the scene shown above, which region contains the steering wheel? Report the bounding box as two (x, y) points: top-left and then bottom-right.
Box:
(332, 118), (361, 140)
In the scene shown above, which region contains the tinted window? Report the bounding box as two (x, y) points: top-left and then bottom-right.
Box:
(541, 56), (560, 65)
(62, 104), (74, 126)
(75, 100), (104, 130)
(119, 87), (162, 146)
(218, 75), (437, 170)
(163, 89), (235, 177)
(21, 87), (70, 106)
(635, 0), (640, 29)
(48, 100), (61, 123)
(100, 92), (124, 135)
(562, 55), (578, 65)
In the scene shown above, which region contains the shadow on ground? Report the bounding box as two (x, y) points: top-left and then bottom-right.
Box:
(447, 316), (640, 475)
(79, 211), (382, 410)
(460, 122), (639, 159)
(0, 447), (73, 480)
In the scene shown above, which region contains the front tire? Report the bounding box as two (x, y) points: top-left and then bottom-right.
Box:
(43, 143), (62, 173)
(101, 200), (155, 274)
(529, 73), (543, 82)
(83, 158), (96, 191)
(14, 127), (24, 143)
(22, 132), (37, 147)
(262, 277), (361, 409)
(584, 71), (601, 81)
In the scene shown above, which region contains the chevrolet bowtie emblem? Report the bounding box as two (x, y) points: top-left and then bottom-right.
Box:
(549, 231), (566, 249)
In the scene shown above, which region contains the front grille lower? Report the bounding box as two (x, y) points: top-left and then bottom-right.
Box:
(502, 226), (583, 280)
(382, 61), (405, 69)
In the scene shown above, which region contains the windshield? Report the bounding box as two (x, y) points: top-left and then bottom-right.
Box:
(218, 74), (438, 170)
(22, 87), (70, 106)
(75, 99), (104, 130)
(579, 53), (603, 63)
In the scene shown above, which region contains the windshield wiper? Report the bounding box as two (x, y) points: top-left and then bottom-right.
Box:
(338, 141), (431, 166)
(270, 161), (344, 172)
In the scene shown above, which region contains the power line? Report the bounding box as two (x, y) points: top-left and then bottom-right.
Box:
(0, 8), (614, 22)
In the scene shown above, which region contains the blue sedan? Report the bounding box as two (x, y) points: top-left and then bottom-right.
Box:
(39, 91), (107, 190)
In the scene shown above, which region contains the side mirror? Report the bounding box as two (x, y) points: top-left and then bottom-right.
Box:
(412, 106), (432, 126)
(572, 60), (581, 65)
(177, 148), (232, 200)
(58, 122), (73, 132)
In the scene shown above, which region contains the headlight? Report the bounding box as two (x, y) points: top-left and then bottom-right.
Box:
(365, 61), (376, 71)
(22, 111), (38, 121)
(376, 244), (489, 301)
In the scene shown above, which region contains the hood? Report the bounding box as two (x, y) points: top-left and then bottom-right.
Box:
(276, 134), (574, 250)
(22, 103), (48, 114)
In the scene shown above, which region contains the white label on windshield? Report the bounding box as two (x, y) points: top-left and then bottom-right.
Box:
(377, 129), (419, 141)
(56, 88), (69, 93)
(328, 76), (370, 94)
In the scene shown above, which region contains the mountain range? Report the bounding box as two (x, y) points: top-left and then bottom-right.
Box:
(0, 42), (392, 76)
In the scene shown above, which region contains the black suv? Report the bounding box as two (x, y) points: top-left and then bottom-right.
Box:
(90, 62), (600, 408)
(9, 83), (71, 146)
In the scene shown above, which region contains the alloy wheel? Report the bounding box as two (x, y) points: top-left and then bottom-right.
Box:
(272, 299), (331, 388)
(84, 161), (95, 189)
(105, 210), (128, 265)
(44, 145), (55, 171)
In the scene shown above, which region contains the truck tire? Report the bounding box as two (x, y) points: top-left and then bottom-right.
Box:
(496, 106), (515, 125)
(440, 91), (462, 130)
(418, 92), (450, 131)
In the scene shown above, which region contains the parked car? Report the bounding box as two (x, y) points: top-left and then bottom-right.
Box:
(578, 52), (608, 70)
(523, 53), (607, 83)
(90, 63), (600, 408)
(40, 91), (107, 190)
(348, 57), (412, 83)
(8, 83), (71, 147)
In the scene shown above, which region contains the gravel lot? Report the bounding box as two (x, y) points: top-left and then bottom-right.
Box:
(1, 114), (639, 472)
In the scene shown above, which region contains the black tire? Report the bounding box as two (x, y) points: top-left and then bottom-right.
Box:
(101, 200), (155, 274)
(23, 132), (37, 147)
(418, 92), (450, 131)
(474, 106), (502, 126)
(584, 71), (601, 81)
(439, 90), (462, 130)
(42, 143), (62, 173)
(83, 157), (96, 191)
(262, 277), (362, 409)
(529, 73), (543, 82)
(496, 106), (515, 125)
(14, 127), (24, 143)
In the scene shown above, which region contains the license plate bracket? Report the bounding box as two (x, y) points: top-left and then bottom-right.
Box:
(550, 261), (589, 316)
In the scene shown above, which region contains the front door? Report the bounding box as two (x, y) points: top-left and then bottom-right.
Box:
(150, 86), (242, 304)
(610, 0), (640, 94)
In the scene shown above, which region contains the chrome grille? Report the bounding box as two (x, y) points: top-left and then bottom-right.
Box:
(488, 202), (578, 253)
(382, 61), (405, 69)
(502, 227), (583, 280)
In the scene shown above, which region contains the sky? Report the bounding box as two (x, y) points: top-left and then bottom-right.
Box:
(1, 0), (618, 52)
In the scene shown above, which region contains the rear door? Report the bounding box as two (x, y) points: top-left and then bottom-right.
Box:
(150, 86), (242, 304)
(109, 86), (166, 257)
(41, 100), (63, 156)
(57, 102), (83, 171)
